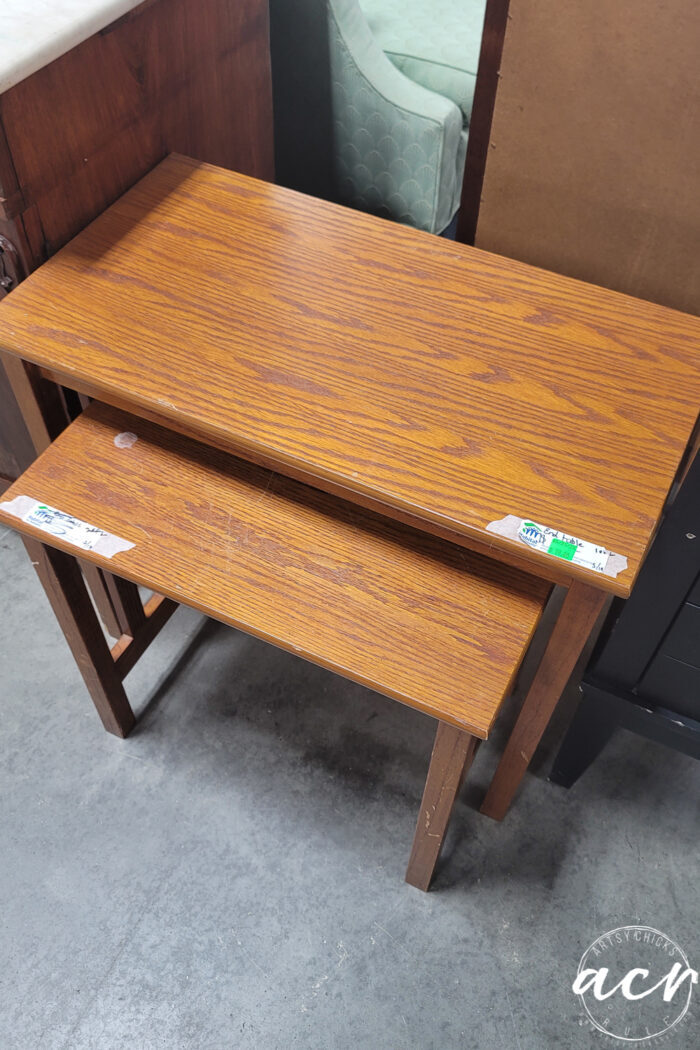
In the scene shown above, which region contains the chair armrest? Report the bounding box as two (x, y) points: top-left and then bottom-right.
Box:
(329, 0), (466, 233)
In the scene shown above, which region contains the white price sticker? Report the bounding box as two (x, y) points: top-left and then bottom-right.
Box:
(23, 502), (107, 550)
(517, 520), (611, 573)
(0, 496), (135, 558)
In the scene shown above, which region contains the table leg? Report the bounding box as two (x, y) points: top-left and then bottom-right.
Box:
(102, 572), (147, 636)
(23, 537), (136, 738)
(2, 353), (66, 453)
(480, 580), (606, 821)
(79, 560), (124, 638)
(405, 721), (478, 891)
(5, 354), (150, 639)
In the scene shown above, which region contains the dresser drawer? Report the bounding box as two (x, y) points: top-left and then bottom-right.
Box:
(638, 654), (700, 721)
(686, 571), (700, 607)
(659, 602), (700, 669)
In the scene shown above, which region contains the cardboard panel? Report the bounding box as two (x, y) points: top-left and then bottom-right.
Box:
(476, 0), (700, 315)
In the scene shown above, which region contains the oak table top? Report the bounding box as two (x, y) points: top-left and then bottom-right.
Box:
(1, 153), (699, 597)
(0, 401), (550, 736)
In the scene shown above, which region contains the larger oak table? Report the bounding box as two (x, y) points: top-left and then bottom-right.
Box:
(3, 153), (700, 823)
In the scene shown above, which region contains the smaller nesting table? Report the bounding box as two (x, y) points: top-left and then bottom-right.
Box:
(0, 402), (549, 889)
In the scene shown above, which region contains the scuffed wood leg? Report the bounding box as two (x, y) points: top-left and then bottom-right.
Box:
(405, 721), (479, 891)
(480, 581), (606, 821)
(22, 537), (136, 738)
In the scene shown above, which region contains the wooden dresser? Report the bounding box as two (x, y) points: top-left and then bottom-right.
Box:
(0, 0), (274, 491)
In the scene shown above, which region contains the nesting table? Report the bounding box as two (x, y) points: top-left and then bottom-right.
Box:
(1, 155), (699, 887)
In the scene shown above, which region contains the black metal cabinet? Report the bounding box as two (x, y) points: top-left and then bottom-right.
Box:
(551, 451), (700, 786)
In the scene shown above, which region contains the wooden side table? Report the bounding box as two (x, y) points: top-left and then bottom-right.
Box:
(2, 155), (699, 840)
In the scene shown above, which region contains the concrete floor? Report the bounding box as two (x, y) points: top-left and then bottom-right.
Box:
(1, 522), (699, 1050)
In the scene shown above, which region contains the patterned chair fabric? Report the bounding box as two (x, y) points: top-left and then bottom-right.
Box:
(360, 0), (486, 127)
(328, 0), (474, 234)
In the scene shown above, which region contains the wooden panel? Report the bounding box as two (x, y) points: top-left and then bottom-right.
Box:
(0, 114), (23, 220)
(0, 401), (549, 737)
(0, 0), (273, 261)
(1, 157), (700, 596)
(475, 0), (700, 315)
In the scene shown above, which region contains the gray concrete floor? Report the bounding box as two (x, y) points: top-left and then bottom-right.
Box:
(1, 523), (699, 1050)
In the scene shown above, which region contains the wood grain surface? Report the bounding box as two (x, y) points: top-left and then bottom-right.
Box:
(1, 155), (699, 597)
(0, 402), (549, 737)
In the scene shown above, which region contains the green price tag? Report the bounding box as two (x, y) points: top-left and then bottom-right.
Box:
(547, 537), (577, 561)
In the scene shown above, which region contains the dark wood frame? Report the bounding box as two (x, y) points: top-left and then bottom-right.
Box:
(456, 0), (511, 244)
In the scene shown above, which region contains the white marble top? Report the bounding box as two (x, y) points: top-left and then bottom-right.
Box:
(0, 0), (145, 94)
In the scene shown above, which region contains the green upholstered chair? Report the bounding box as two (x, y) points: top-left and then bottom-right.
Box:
(360, 0), (485, 131)
(270, 0), (486, 235)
